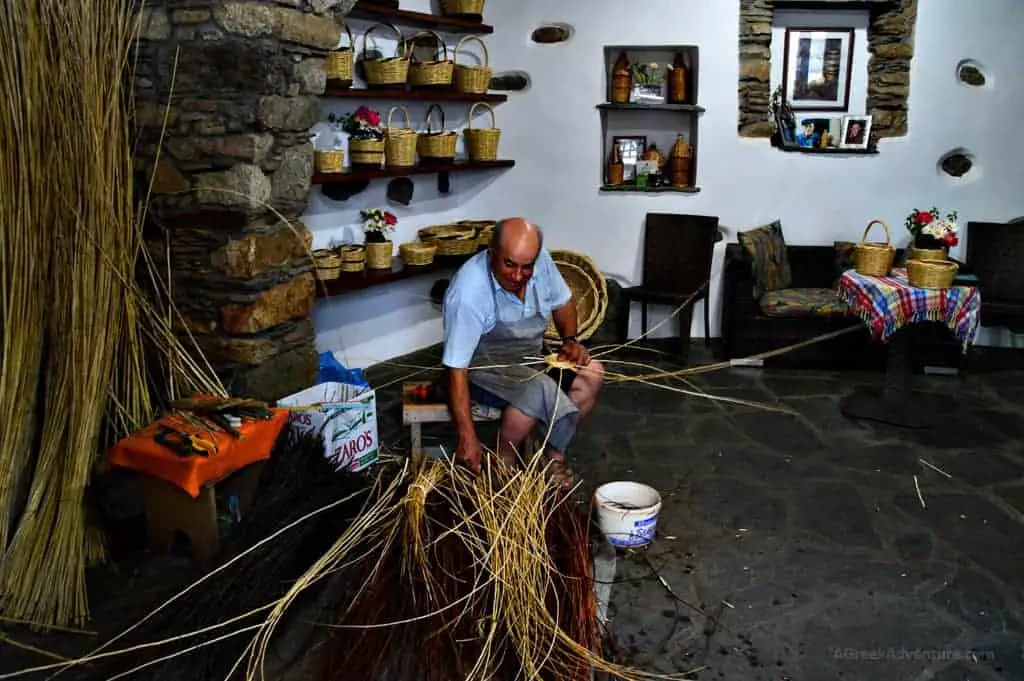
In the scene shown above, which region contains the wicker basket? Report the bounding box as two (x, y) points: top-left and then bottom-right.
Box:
(361, 23), (409, 88)
(313, 249), (342, 280)
(325, 23), (355, 87)
(452, 35), (492, 94)
(440, 0), (484, 17)
(544, 249), (609, 343)
(383, 106), (417, 169)
(314, 149), (345, 174)
(464, 101), (500, 161)
(456, 219), (495, 248)
(909, 246), (948, 262)
(340, 244), (366, 272)
(349, 137), (385, 168)
(417, 104), (458, 161)
(418, 224), (478, 256)
(407, 31), (454, 88)
(365, 241), (394, 269)
(853, 219), (896, 277)
(399, 241), (438, 266)
(907, 258), (958, 289)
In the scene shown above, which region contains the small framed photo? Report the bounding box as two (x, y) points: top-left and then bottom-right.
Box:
(795, 117), (843, 149)
(613, 135), (646, 181)
(782, 27), (855, 112)
(840, 115), (872, 149)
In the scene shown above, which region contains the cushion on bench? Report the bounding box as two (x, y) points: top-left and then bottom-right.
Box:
(759, 288), (849, 318)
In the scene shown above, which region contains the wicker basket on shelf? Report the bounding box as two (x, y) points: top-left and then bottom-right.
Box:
(361, 23), (409, 88)
(384, 106), (417, 168)
(407, 31), (454, 88)
(339, 244), (366, 272)
(907, 258), (958, 289)
(417, 104), (458, 161)
(365, 241), (394, 270)
(852, 219), (896, 277)
(399, 241), (438, 266)
(455, 219), (495, 248)
(349, 137), (385, 168)
(313, 249), (342, 280)
(440, 0), (484, 17)
(314, 149), (345, 174)
(543, 249), (608, 343)
(325, 23), (355, 87)
(418, 224), (478, 256)
(908, 246), (948, 262)
(464, 101), (500, 161)
(452, 35), (492, 94)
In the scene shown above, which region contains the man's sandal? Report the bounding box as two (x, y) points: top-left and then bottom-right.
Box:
(546, 456), (578, 490)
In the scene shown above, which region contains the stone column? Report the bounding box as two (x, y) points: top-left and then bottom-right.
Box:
(133, 0), (353, 401)
(737, 0), (774, 137)
(866, 0), (917, 138)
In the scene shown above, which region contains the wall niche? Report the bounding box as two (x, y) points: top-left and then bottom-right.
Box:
(738, 0), (917, 140)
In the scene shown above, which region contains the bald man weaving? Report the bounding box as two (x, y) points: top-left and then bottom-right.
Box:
(441, 217), (605, 486)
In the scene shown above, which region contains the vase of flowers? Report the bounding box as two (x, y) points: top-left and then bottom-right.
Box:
(630, 62), (667, 103)
(342, 106), (385, 169)
(362, 208), (397, 269)
(905, 207), (959, 260)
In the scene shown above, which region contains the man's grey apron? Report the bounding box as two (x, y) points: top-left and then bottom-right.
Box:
(468, 284), (578, 452)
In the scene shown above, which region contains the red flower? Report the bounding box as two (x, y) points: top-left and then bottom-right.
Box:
(916, 211), (934, 225)
(384, 212), (397, 225)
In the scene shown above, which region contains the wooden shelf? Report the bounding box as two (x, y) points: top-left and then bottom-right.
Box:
(346, 3), (493, 34)
(314, 253), (475, 298)
(775, 144), (879, 155)
(597, 102), (705, 113)
(600, 184), (701, 194)
(312, 160), (514, 185)
(323, 86), (507, 103)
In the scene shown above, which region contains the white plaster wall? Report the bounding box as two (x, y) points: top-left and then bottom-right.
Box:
(311, 0), (1024, 366)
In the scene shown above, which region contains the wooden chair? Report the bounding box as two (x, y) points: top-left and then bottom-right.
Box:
(966, 219), (1024, 333)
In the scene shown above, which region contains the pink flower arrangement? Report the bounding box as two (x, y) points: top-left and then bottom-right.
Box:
(340, 106), (384, 140)
(906, 207), (959, 249)
(361, 208), (397, 243)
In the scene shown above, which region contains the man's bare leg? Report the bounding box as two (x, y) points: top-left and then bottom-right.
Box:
(497, 405), (536, 466)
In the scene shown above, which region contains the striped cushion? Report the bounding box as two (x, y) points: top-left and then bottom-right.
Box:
(738, 220), (793, 298)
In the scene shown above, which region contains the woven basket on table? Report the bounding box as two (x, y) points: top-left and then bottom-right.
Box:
(349, 137), (385, 168)
(417, 224), (478, 256)
(399, 241), (437, 266)
(313, 249), (342, 280)
(361, 23), (409, 88)
(325, 23), (355, 87)
(417, 104), (458, 161)
(365, 241), (394, 270)
(452, 35), (492, 94)
(853, 219), (896, 277)
(464, 101), (500, 161)
(385, 106), (417, 168)
(407, 30), (454, 88)
(314, 149), (344, 174)
(908, 246), (948, 262)
(440, 0), (484, 17)
(907, 258), (958, 289)
(544, 249), (609, 343)
(339, 244), (366, 272)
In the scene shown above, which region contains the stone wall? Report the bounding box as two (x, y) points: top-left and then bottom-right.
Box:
(738, 0), (917, 140)
(134, 0), (354, 401)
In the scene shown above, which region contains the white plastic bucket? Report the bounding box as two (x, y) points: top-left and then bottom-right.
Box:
(594, 481), (662, 548)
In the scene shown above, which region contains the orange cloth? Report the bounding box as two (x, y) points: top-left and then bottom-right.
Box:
(108, 409), (290, 498)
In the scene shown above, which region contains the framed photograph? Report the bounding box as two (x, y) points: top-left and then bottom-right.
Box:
(613, 135), (646, 181)
(795, 116), (843, 149)
(840, 115), (872, 149)
(782, 27), (855, 112)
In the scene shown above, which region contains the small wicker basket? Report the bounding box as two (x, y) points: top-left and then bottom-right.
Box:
(325, 23), (355, 87)
(313, 249), (342, 280)
(418, 224), (478, 256)
(853, 219), (896, 277)
(908, 246), (948, 262)
(340, 244), (366, 272)
(399, 241), (438, 266)
(361, 23), (409, 88)
(365, 241), (394, 270)
(407, 31), (454, 88)
(314, 149), (345, 174)
(464, 102), (500, 161)
(349, 137), (385, 168)
(452, 35), (492, 94)
(440, 0), (484, 18)
(385, 106), (417, 168)
(907, 258), (958, 289)
(417, 104), (458, 161)
(456, 219), (495, 248)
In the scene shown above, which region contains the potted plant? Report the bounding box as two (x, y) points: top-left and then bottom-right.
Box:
(630, 62), (667, 104)
(905, 207), (959, 260)
(361, 208), (397, 269)
(341, 106), (385, 169)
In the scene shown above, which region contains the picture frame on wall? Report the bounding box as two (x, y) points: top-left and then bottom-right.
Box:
(781, 27), (855, 112)
(613, 135), (647, 181)
(795, 116), (843, 149)
(840, 115), (872, 149)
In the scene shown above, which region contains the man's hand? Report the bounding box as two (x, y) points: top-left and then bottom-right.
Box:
(455, 433), (483, 473)
(558, 340), (591, 367)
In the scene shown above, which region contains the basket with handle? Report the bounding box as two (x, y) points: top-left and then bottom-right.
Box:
(339, 244), (366, 272)
(365, 241), (394, 270)
(313, 249), (342, 280)
(852, 219), (896, 277)
(440, 0), (485, 18)
(385, 106), (417, 168)
(452, 35), (492, 94)
(399, 241), (437, 266)
(417, 104), (458, 161)
(325, 23), (355, 87)
(463, 102), (500, 161)
(314, 149), (344, 174)
(418, 224), (478, 256)
(907, 258), (958, 289)
(361, 23), (409, 88)
(407, 31), (454, 88)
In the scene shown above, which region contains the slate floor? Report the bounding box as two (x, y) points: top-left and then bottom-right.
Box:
(365, 342), (1024, 681)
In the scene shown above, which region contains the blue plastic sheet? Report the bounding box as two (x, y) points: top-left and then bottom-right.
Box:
(317, 352), (370, 390)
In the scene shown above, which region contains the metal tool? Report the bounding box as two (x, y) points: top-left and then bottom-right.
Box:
(155, 425), (217, 458)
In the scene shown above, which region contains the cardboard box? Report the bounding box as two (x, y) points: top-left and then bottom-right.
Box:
(278, 381), (378, 472)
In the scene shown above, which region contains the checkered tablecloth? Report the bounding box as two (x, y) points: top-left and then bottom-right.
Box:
(838, 268), (981, 352)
